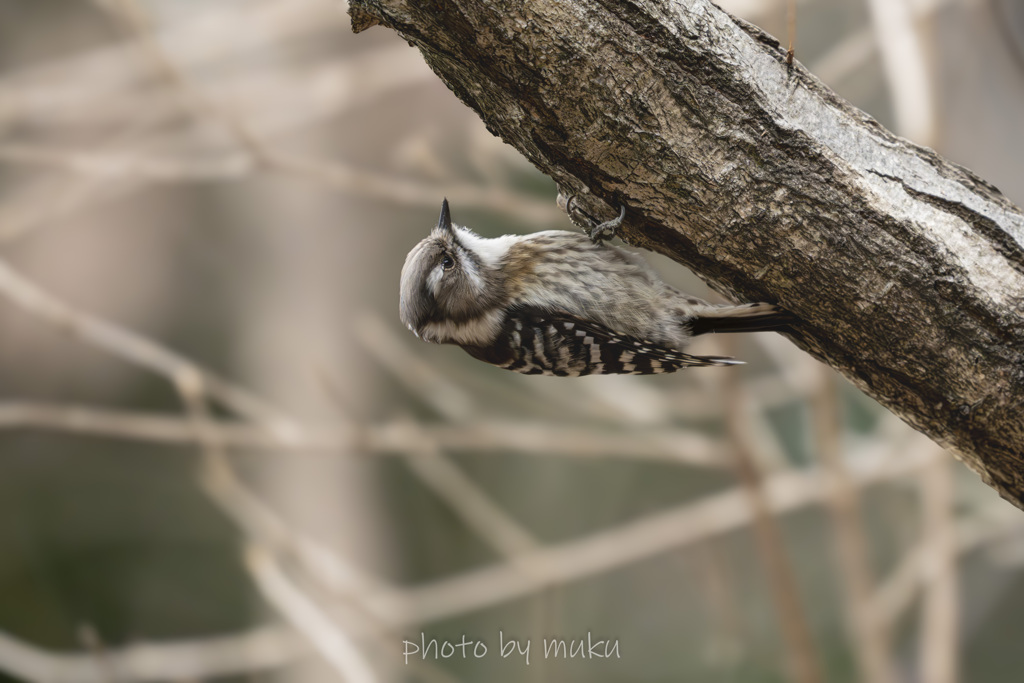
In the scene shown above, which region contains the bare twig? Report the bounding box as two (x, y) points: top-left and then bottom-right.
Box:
(719, 341), (823, 683)
(811, 0), (956, 88)
(0, 255), (300, 438)
(0, 106), (172, 243)
(918, 452), (958, 683)
(174, 372), (379, 600)
(0, 625), (305, 683)
(0, 401), (724, 466)
(812, 367), (896, 683)
(869, 449), (1020, 634)
(696, 543), (744, 669)
(246, 546), (379, 683)
(75, 625), (118, 683)
(367, 444), (937, 626)
(107, 0), (560, 223)
(354, 315), (545, 562)
(0, 139), (559, 227)
(400, 439), (540, 557)
(0, 405), (950, 630)
(354, 314), (476, 421)
(0, 0), (321, 122)
(0, 1), (560, 248)
(864, 0), (936, 143)
(175, 369), (380, 682)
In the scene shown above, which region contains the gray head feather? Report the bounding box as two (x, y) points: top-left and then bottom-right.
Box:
(399, 199), (502, 342)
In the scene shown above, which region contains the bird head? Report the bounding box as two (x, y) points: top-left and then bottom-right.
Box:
(399, 199), (501, 343)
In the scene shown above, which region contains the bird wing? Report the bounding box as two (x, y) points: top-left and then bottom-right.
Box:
(462, 307), (742, 376)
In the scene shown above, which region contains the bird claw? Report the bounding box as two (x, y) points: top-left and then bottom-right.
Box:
(562, 194), (626, 244)
(588, 204), (626, 243)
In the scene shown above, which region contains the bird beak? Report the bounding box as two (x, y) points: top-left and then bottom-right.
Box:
(436, 198), (453, 234)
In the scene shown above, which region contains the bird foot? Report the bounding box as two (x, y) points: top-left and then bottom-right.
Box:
(562, 194), (626, 243)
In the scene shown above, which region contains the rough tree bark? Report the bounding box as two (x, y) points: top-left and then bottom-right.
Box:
(349, 0), (1024, 507)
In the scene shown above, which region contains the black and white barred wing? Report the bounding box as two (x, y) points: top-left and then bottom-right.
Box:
(463, 310), (742, 376)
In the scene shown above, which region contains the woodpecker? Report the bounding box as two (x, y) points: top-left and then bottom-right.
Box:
(399, 199), (791, 376)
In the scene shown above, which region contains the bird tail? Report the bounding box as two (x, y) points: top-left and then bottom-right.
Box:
(688, 303), (794, 336)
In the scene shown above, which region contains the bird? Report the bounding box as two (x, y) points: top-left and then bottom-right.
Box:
(399, 198), (792, 376)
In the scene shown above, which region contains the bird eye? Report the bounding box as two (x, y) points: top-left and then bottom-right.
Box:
(441, 254), (455, 271)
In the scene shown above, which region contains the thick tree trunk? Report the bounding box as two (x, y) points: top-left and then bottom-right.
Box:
(349, 0), (1024, 507)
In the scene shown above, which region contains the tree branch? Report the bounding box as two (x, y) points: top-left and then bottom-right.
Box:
(349, 0), (1024, 507)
